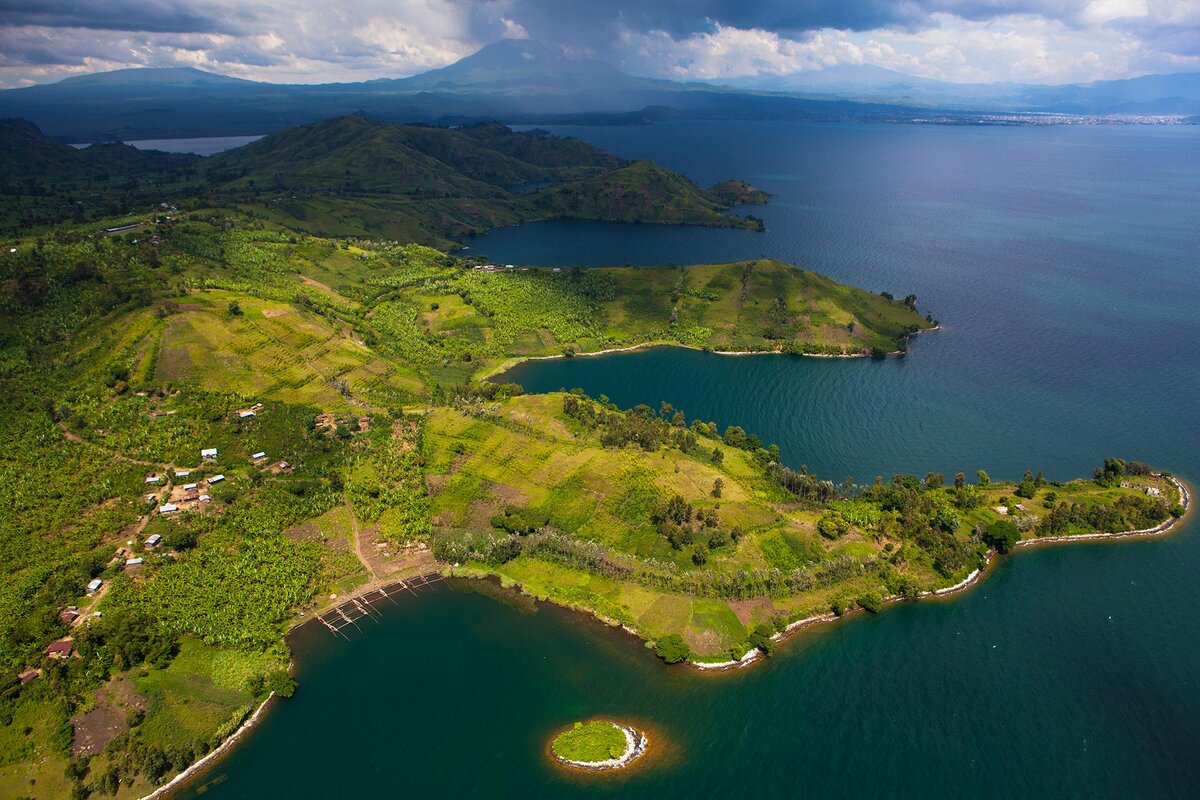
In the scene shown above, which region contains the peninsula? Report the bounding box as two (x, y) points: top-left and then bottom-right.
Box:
(0, 129), (1183, 799)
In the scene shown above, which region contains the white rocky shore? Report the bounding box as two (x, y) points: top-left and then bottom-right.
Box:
(552, 722), (648, 772)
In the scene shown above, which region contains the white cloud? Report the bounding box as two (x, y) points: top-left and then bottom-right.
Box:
(614, 8), (1200, 84)
(0, 0), (1197, 88)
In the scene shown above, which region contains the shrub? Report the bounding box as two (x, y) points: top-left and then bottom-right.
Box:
(654, 634), (691, 663)
(983, 520), (1020, 553)
(817, 513), (850, 540)
(748, 622), (775, 655)
(857, 591), (884, 613)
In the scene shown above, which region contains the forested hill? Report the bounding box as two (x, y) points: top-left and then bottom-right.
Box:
(0, 118), (198, 182)
(202, 116), (767, 246)
(0, 116), (767, 246)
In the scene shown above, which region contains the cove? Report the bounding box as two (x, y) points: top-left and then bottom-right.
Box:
(178, 553), (1200, 799)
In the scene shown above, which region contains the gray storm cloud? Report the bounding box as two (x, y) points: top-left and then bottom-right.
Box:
(0, 0), (1196, 86)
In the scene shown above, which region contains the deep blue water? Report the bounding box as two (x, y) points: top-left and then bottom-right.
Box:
(183, 121), (1200, 799)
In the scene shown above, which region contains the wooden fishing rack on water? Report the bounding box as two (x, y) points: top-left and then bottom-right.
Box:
(315, 572), (444, 638)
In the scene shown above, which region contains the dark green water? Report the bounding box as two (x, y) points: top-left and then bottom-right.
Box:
(181, 122), (1200, 799)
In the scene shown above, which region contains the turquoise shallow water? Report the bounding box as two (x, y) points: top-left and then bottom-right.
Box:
(180, 122), (1200, 799)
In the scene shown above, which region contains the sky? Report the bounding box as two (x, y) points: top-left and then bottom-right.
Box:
(0, 0), (1197, 88)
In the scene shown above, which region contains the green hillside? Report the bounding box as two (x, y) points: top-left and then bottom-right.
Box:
(204, 117), (768, 245)
(0, 115), (771, 247)
(0, 207), (1181, 798)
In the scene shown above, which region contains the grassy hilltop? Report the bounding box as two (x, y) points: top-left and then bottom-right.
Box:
(0, 210), (1181, 796)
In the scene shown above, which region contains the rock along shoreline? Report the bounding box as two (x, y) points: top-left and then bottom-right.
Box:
(690, 474), (1190, 672)
(552, 723), (649, 772)
(136, 692), (276, 800)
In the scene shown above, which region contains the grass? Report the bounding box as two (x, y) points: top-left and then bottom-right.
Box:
(551, 721), (629, 763)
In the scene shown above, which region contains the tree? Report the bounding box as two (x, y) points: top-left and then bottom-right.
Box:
(712, 478), (724, 498)
(723, 426), (747, 448)
(266, 669), (297, 698)
(954, 472), (966, 489)
(976, 470), (991, 487)
(710, 447), (724, 465)
(857, 591), (884, 613)
(983, 520), (1020, 553)
(924, 472), (944, 490)
(817, 513), (849, 540)
(748, 623), (775, 655)
(655, 634), (691, 663)
(1015, 480), (1037, 499)
(227, 300), (243, 317)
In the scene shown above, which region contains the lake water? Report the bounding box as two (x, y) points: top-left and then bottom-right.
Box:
(70, 135), (262, 155)
(179, 121), (1200, 799)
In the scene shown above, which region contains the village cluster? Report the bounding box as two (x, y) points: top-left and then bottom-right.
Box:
(15, 401), (300, 687)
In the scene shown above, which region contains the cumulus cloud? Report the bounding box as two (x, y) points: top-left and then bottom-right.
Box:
(0, 0), (1196, 87)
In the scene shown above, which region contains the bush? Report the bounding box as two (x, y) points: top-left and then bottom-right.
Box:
(654, 634), (691, 663)
(983, 520), (1020, 553)
(748, 622), (775, 655)
(817, 513), (849, 540)
(857, 591), (884, 613)
(266, 669), (297, 698)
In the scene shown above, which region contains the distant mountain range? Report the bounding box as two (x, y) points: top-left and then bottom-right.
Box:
(1, 39), (1196, 141)
(729, 65), (1200, 115)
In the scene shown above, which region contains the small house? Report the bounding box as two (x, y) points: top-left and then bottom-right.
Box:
(175, 469), (191, 478)
(182, 482), (198, 491)
(184, 493), (200, 503)
(145, 533), (162, 547)
(144, 473), (160, 484)
(159, 502), (179, 514)
(59, 609), (80, 624)
(145, 493), (158, 502)
(251, 451), (266, 461)
(86, 579), (102, 594)
(18, 669), (39, 685)
(208, 474), (225, 484)
(126, 558), (143, 566)
(1146, 487), (1161, 497)
(239, 410), (256, 419)
(46, 640), (73, 659)
(201, 448), (218, 459)
(198, 494), (211, 503)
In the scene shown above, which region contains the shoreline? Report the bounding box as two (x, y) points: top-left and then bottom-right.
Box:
(137, 692), (275, 800)
(688, 474), (1190, 672)
(480, 326), (942, 382)
(143, 476), (1190, 792)
(551, 722), (649, 772)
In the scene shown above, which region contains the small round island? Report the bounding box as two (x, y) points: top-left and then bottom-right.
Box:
(549, 720), (648, 772)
